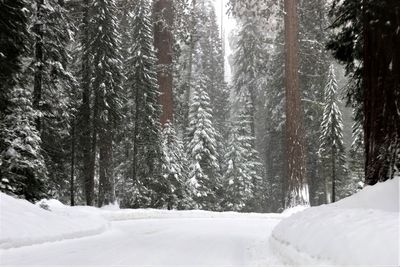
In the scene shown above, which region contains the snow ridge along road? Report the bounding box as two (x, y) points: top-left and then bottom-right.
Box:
(0, 216), (284, 266)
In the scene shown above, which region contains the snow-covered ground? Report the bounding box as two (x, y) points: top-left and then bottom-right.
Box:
(0, 193), (283, 266)
(272, 177), (400, 266)
(0, 177), (398, 266)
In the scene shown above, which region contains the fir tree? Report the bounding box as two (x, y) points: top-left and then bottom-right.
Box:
(0, 86), (47, 202)
(161, 121), (192, 209)
(232, 16), (266, 139)
(88, 0), (123, 206)
(186, 75), (220, 210)
(0, 0), (29, 116)
(319, 65), (347, 203)
(122, 0), (165, 208)
(222, 98), (264, 212)
(30, 0), (76, 199)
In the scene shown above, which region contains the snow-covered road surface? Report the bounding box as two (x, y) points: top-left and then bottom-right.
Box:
(0, 217), (284, 266)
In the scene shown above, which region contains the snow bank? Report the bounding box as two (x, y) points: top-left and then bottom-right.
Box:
(271, 177), (400, 266)
(1, 192), (282, 249)
(0, 193), (108, 249)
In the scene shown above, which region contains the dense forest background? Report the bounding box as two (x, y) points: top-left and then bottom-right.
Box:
(0, 0), (398, 212)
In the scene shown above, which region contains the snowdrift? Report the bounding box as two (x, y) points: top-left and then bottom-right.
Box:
(0, 192), (282, 250)
(0, 194), (108, 249)
(271, 178), (400, 266)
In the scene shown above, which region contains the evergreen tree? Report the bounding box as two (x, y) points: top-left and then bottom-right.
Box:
(222, 97), (264, 212)
(122, 0), (165, 208)
(232, 16), (266, 140)
(328, 0), (400, 184)
(298, 0), (331, 206)
(0, 86), (47, 202)
(161, 121), (192, 209)
(0, 0), (29, 116)
(77, 0), (95, 206)
(319, 65), (347, 203)
(284, 0), (308, 207)
(30, 0), (76, 199)
(186, 75), (220, 210)
(88, 0), (123, 206)
(262, 13), (286, 212)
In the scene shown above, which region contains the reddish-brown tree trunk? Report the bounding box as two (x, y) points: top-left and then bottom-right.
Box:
(284, 0), (308, 207)
(154, 0), (174, 125)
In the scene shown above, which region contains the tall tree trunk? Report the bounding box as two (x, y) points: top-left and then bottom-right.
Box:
(98, 124), (114, 207)
(363, 0), (400, 185)
(70, 120), (76, 206)
(154, 0), (174, 125)
(80, 0), (94, 206)
(183, 0), (197, 131)
(284, 0), (308, 207)
(33, 0), (44, 131)
(331, 145), (336, 203)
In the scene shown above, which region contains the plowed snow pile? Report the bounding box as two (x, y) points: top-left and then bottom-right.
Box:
(271, 177), (400, 266)
(0, 194), (108, 249)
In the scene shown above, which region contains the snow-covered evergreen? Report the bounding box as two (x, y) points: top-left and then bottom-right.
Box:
(120, 0), (165, 208)
(223, 96), (264, 212)
(0, 86), (47, 202)
(319, 65), (347, 202)
(88, 0), (123, 206)
(186, 75), (221, 210)
(161, 121), (192, 209)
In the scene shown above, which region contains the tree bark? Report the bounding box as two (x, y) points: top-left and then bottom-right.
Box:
(284, 0), (308, 207)
(98, 124), (115, 207)
(363, 0), (400, 185)
(154, 0), (174, 125)
(331, 145), (336, 203)
(70, 120), (75, 206)
(79, 0), (95, 206)
(183, 0), (197, 131)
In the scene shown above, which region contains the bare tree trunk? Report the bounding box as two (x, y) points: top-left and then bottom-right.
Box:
(80, 0), (94, 206)
(98, 124), (114, 207)
(70, 121), (76, 206)
(284, 0), (308, 207)
(154, 0), (174, 125)
(331, 145), (336, 203)
(183, 0), (196, 131)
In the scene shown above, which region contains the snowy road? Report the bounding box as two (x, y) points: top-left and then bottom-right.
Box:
(0, 217), (284, 266)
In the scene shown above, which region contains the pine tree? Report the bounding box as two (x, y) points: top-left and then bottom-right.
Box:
(222, 98), (263, 212)
(186, 75), (220, 210)
(264, 26), (286, 212)
(122, 0), (165, 208)
(232, 16), (265, 140)
(0, 0), (29, 117)
(161, 121), (192, 209)
(298, 0), (331, 206)
(88, 0), (123, 206)
(30, 0), (76, 199)
(0, 86), (47, 202)
(319, 65), (346, 203)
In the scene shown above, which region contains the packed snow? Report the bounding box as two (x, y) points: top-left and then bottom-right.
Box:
(271, 177), (400, 266)
(1, 177), (398, 266)
(0, 193), (283, 266)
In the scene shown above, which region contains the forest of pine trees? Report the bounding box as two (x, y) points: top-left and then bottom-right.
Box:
(1, 0), (398, 212)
